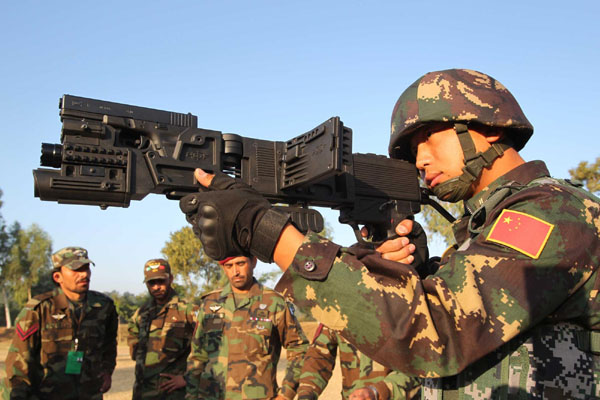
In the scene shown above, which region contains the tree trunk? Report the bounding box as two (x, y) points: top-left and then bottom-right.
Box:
(2, 286), (11, 328)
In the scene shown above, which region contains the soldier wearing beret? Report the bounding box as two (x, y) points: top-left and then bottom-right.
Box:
(186, 255), (309, 400)
(127, 258), (197, 399)
(3, 246), (118, 399)
(181, 69), (600, 398)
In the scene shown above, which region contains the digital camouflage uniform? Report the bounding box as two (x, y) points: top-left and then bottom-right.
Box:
(128, 290), (197, 399)
(4, 287), (118, 399)
(275, 160), (600, 399)
(3, 246), (118, 400)
(297, 323), (420, 400)
(186, 279), (309, 400)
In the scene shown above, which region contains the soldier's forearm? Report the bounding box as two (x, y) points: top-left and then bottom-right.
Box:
(272, 225), (305, 270)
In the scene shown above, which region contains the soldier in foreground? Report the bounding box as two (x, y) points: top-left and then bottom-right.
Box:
(297, 323), (420, 400)
(4, 247), (118, 399)
(181, 69), (600, 398)
(186, 255), (309, 400)
(128, 259), (197, 399)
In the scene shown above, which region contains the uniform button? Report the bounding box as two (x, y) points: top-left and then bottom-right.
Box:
(303, 261), (316, 272)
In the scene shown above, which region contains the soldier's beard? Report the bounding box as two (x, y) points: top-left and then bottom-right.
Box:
(151, 288), (170, 302)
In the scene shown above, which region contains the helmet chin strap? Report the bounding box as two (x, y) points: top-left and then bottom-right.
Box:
(432, 123), (510, 203)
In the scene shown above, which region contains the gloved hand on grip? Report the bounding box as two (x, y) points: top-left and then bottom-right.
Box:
(408, 220), (429, 270)
(179, 172), (290, 263)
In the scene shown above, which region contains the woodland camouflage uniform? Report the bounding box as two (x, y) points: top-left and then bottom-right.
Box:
(274, 70), (600, 399)
(186, 279), (308, 400)
(128, 290), (197, 399)
(3, 247), (118, 400)
(3, 246), (118, 400)
(4, 288), (118, 399)
(297, 323), (420, 400)
(127, 258), (198, 399)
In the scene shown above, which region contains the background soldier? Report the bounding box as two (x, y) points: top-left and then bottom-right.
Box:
(128, 258), (197, 399)
(297, 323), (420, 400)
(181, 69), (600, 398)
(186, 255), (309, 400)
(4, 246), (118, 399)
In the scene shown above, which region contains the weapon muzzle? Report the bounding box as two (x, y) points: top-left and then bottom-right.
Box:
(40, 143), (63, 168)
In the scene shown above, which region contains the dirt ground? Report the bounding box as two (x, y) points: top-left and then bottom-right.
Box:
(0, 322), (343, 399)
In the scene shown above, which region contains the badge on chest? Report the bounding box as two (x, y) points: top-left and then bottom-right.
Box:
(204, 313), (225, 330)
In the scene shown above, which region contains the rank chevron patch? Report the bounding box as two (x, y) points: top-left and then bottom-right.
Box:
(16, 322), (39, 341)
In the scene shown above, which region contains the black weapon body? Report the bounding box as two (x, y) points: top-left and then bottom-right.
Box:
(34, 95), (440, 244)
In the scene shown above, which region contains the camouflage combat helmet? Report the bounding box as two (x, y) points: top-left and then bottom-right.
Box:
(389, 69), (533, 202)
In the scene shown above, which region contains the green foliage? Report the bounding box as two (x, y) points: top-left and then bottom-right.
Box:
(319, 220), (335, 241)
(420, 202), (462, 247)
(162, 226), (222, 302)
(6, 224), (53, 304)
(106, 290), (150, 323)
(569, 157), (600, 194)
(257, 269), (281, 287)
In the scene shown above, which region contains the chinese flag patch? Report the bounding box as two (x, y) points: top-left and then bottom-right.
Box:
(486, 209), (554, 259)
(16, 322), (39, 341)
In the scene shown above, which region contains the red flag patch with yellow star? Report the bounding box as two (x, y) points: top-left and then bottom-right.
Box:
(486, 209), (554, 259)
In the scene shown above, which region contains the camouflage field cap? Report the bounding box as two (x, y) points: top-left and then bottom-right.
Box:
(389, 69), (533, 161)
(144, 258), (171, 282)
(52, 246), (95, 270)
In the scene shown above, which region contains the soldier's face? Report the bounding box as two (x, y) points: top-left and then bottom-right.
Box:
(410, 127), (466, 190)
(146, 276), (172, 302)
(53, 264), (91, 295)
(410, 126), (502, 196)
(222, 256), (256, 292)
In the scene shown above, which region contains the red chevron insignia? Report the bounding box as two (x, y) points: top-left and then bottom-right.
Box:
(16, 323), (39, 341)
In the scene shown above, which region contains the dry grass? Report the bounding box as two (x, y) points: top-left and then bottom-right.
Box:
(1, 323), (343, 399)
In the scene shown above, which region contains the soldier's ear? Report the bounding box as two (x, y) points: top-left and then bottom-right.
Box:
(52, 269), (62, 285)
(484, 130), (504, 144)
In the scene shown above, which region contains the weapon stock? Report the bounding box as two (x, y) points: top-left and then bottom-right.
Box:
(34, 95), (437, 245)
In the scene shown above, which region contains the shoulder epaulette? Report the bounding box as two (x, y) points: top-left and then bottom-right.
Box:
(201, 288), (223, 299)
(262, 286), (286, 301)
(88, 290), (114, 305)
(25, 291), (54, 308)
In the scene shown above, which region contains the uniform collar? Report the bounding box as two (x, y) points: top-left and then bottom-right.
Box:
(54, 287), (91, 310)
(220, 279), (262, 309)
(464, 160), (550, 214)
(54, 288), (70, 311)
(153, 289), (178, 314)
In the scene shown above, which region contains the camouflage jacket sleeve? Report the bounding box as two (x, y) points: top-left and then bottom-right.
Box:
(276, 300), (309, 400)
(102, 299), (119, 375)
(185, 307), (207, 399)
(296, 324), (337, 399)
(184, 302), (200, 372)
(4, 301), (42, 400)
(275, 181), (600, 378)
(369, 370), (421, 400)
(127, 307), (142, 361)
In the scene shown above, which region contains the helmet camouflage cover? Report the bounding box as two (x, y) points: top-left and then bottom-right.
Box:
(389, 69), (533, 160)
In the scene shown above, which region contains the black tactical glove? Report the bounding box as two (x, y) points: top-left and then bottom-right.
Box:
(179, 173), (290, 262)
(408, 221), (429, 269)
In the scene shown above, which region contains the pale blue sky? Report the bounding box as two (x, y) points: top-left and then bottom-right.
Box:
(1, 1), (598, 294)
